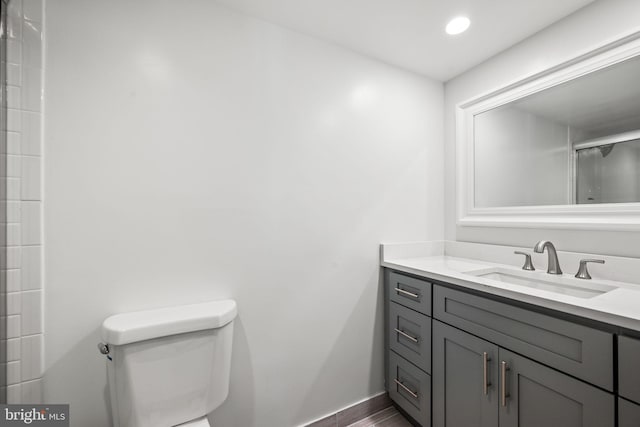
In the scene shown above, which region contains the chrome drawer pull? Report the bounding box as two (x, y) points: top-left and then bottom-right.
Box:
(394, 328), (419, 343)
(394, 287), (419, 299)
(394, 379), (419, 399)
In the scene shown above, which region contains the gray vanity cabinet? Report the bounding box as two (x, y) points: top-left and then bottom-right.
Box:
(432, 320), (498, 427)
(432, 320), (614, 427)
(385, 270), (617, 427)
(433, 285), (613, 391)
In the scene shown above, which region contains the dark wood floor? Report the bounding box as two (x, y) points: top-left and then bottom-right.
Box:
(346, 406), (412, 427)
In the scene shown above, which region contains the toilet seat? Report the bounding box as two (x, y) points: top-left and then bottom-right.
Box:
(175, 416), (211, 427)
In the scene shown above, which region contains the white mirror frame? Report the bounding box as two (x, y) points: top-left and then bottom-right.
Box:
(456, 30), (640, 231)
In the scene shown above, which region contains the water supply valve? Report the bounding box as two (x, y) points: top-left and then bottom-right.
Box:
(98, 342), (112, 360)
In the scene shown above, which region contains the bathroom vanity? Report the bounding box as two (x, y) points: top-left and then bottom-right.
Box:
(382, 242), (640, 427)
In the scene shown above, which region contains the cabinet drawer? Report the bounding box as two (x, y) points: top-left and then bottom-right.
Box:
(619, 335), (640, 403)
(389, 302), (431, 373)
(387, 271), (431, 316)
(389, 351), (431, 427)
(619, 398), (640, 427)
(433, 285), (613, 391)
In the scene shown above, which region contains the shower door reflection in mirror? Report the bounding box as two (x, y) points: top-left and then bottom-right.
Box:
(576, 136), (640, 204)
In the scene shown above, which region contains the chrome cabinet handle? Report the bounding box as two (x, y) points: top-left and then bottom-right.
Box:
(394, 378), (419, 399)
(501, 361), (510, 407)
(483, 352), (491, 395)
(394, 328), (419, 343)
(394, 287), (419, 299)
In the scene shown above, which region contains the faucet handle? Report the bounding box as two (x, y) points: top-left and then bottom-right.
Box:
(514, 251), (535, 271)
(575, 259), (605, 280)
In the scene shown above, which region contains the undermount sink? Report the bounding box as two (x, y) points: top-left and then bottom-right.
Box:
(464, 267), (618, 299)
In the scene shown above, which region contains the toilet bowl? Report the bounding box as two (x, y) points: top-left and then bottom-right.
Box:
(100, 300), (237, 427)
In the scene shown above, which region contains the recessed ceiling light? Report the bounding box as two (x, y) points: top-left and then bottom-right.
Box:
(446, 16), (470, 35)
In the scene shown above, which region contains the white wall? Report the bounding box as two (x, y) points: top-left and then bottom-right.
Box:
(444, 0), (640, 258)
(42, 1), (444, 426)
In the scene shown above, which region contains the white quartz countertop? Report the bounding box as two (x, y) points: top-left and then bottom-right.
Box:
(381, 242), (640, 331)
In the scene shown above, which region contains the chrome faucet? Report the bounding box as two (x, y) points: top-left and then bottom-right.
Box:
(533, 240), (563, 275)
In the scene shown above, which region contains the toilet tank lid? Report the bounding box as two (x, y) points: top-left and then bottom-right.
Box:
(101, 299), (237, 345)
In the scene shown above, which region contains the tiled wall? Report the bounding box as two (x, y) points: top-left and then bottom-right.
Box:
(2, 0), (44, 404)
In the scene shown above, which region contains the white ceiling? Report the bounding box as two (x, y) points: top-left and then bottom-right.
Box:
(214, 0), (595, 81)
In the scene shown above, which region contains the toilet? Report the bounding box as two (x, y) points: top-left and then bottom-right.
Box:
(100, 299), (237, 427)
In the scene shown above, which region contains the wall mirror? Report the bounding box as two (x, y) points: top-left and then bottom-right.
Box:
(456, 31), (640, 230)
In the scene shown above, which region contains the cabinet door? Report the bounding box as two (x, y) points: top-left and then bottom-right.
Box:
(432, 320), (499, 427)
(499, 349), (614, 427)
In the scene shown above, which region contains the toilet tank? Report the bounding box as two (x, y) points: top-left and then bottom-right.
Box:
(101, 300), (237, 427)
